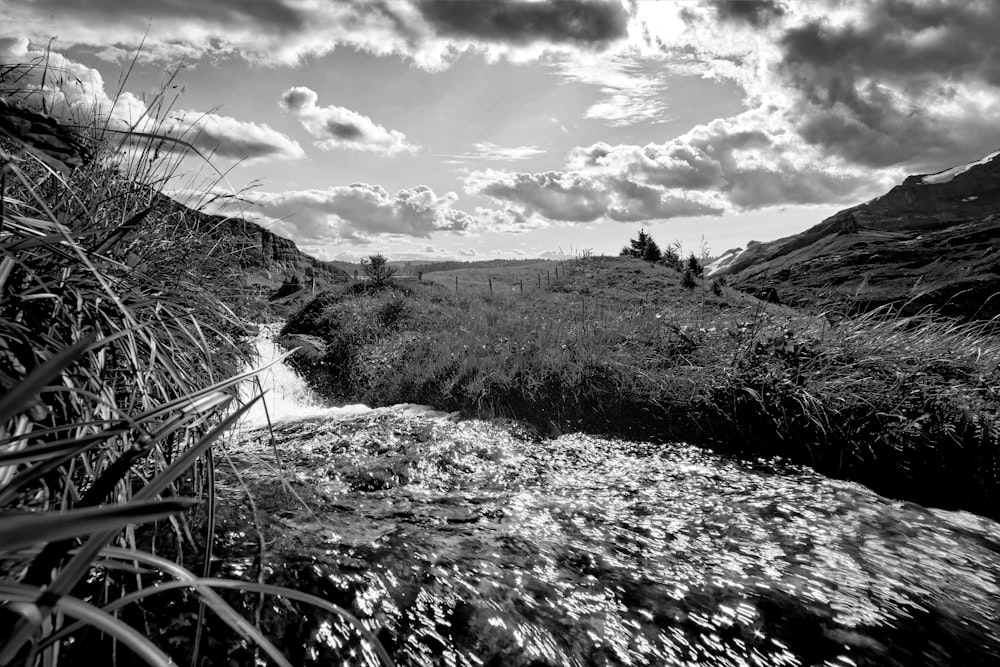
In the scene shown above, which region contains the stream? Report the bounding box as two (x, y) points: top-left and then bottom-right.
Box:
(220, 328), (1000, 666)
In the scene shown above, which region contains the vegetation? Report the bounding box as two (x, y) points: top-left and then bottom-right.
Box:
(620, 228), (662, 262)
(0, 62), (390, 665)
(283, 255), (1000, 520)
(361, 253), (396, 288)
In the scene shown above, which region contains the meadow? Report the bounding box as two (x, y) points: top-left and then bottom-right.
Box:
(283, 257), (1000, 519)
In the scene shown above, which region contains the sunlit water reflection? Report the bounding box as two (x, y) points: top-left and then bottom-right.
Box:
(221, 334), (1000, 666)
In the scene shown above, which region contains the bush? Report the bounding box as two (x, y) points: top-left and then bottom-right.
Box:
(682, 269), (697, 289)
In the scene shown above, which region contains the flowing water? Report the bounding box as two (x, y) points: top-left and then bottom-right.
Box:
(222, 331), (1000, 667)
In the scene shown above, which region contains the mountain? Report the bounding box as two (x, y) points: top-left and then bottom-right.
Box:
(719, 150), (1000, 319)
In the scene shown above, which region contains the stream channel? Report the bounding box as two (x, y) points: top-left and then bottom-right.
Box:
(219, 328), (1000, 666)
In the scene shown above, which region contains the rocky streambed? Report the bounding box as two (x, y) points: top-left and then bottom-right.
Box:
(214, 404), (1000, 667)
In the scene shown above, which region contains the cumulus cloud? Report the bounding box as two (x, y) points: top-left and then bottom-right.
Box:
(466, 168), (724, 223)
(280, 86), (416, 155)
(244, 183), (474, 241)
(160, 109), (305, 161)
(774, 1), (1000, 169)
(467, 108), (885, 225)
(0, 38), (303, 163)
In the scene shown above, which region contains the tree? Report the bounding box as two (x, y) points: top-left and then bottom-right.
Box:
(362, 253), (396, 288)
(681, 269), (697, 289)
(686, 253), (704, 277)
(661, 245), (682, 271)
(621, 229), (662, 262)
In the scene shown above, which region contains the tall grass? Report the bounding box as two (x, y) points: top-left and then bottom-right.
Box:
(282, 262), (1000, 519)
(1, 62), (392, 666)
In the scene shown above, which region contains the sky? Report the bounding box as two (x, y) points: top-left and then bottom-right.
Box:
(2, 0), (999, 262)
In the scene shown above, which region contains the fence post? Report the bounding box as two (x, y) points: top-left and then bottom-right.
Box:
(489, 277), (493, 294)
(537, 274), (541, 289)
(555, 267), (559, 279)
(519, 281), (523, 294)
(547, 269), (550, 286)
(455, 275), (458, 292)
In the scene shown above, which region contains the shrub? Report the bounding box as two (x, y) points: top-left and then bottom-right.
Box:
(682, 269), (697, 289)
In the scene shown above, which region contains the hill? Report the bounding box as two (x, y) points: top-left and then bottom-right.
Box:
(719, 150), (1000, 318)
(146, 192), (349, 317)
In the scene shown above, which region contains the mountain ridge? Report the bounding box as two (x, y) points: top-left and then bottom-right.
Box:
(720, 149), (1000, 319)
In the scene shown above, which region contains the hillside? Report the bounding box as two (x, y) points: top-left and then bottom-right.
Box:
(719, 150), (1000, 318)
(150, 192), (349, 316)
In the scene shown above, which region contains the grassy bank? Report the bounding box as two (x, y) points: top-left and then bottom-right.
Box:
(0, 67), (390, 665)
(282, 257), (1000, 519)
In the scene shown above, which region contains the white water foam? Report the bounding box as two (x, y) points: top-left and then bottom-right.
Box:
(237, 324), (456, 429)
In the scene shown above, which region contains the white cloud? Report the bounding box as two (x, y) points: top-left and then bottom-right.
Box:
(239, 183), (474, 241)
(439, 142), (545, 163)
(0, 37), (303, 163)
(280, 86), (417, 155)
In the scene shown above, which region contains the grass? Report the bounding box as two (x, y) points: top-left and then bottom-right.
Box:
(282, 256), (1000, 520)
(1, 60), (392, 666)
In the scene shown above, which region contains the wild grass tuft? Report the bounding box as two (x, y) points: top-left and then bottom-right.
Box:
(1, 62), (393, 666)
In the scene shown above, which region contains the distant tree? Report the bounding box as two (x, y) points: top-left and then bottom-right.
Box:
(642, 238), (662, 262)
(660, 244), (682, 271)
(621, 229), (662, 262)
(681, 269), (697, 289)
(686, 253), (704, 277)
(711, 279), (723, 296)
(362, 253), (397, 288)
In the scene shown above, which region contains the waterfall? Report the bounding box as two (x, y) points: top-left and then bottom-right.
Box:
(237, 324), (454, 429)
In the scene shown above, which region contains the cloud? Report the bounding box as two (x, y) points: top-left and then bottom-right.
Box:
(439, 142), (545, 163)
(1, 0), (631, 68)
(773, 1), (1000, 169)
(280, 86), (417, 155)
(244, 183), (474, 241)
(467, 108), (884, 225)
(457, 248), (477, 257)
(413, 0), (629, 47)
(466, 168), (724, 223)
(161, 110), (304, 161)
(709, 0), (786, 27)
(0, 38), (303, 163)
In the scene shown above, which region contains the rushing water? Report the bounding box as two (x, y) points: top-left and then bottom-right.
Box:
(223, 331), (1000, 667)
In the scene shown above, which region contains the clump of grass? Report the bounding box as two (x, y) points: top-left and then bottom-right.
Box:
(1, 62), (392, 666)
(283, 259), (1000, 519)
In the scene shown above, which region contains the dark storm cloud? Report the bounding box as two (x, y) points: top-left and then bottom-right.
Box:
(415, 0), (629, 47)
(709, 0), (786, 27)
(776, 0), (1000, 168)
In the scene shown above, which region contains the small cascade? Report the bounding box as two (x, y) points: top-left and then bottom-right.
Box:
(237, 324), (454, 429)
